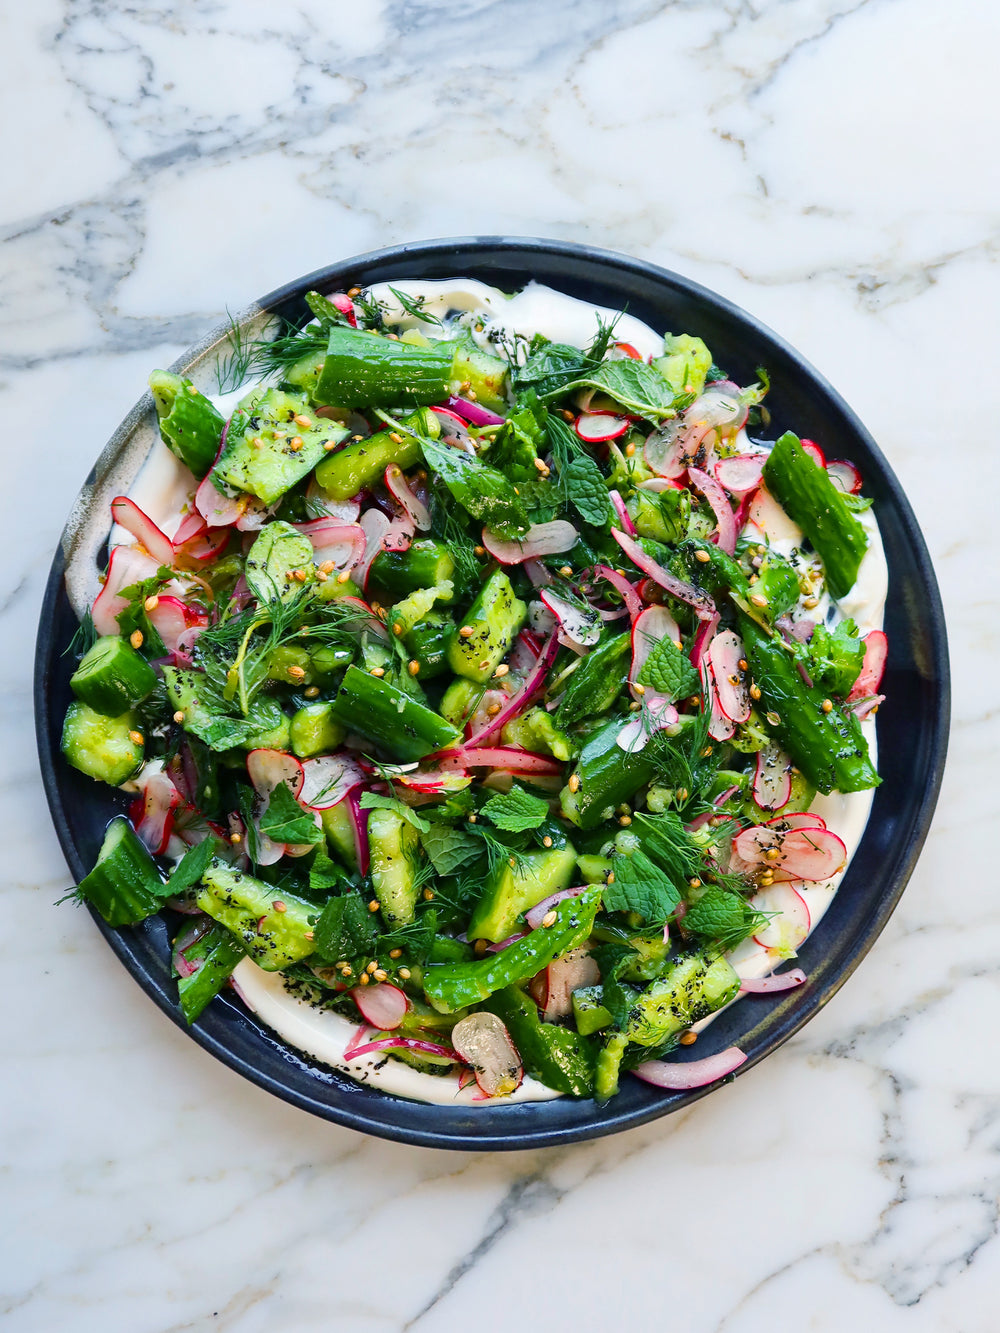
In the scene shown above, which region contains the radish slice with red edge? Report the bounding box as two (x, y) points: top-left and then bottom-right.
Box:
(575, 412), (630, 443)
(111, 496), (177, 567)
(445, 395), (506, 427)
(800, 438), (826, 467)
(611, 529), (717, 621)
(450, 1012), (523, 1097)
(329, 293), (357, 327)
(638, 476), (685, 493)
(354, 508), (392, 587)
(739, 968), (807, 993)
(644, 422), (694, 479)
(616, 696), (679, 753)
(524, 885), (588, 930)
(708, 629), (750, 722)
(632, 1046), (747, 1090)
(92, 545), (163, 635)
(172, 510), (207, 546)
(539, 589), (601, 646)
(608, 488), (637, 535)
(523, 558), (553, 588)
(467, 632), (559, 746)
(701, 660), (735, 742)
(194, 477), (242, 528)
(346, 1037), (456, 1062)
(299, 755), (366, 809)
(382, 513), (415, 553)
(714, 453), (765, 496)
(687, 466), (737, 556)
(689, 610), (720, 669)
(147, 596), (208, 655)
(384, 465), (432, 531)
(752, 742), (793, 811)
(746, 486), (801, 544)
(436, 747), (561, 775)
(765, 811), (827, 832)
(430, 406), (476, 454)
(132, 769), (181, 855)
(592, 564), (644, 622)
(826, 459), (863, 494)
(292, 518), (366, 570)
(351, 982), (408, 1030)
(848, 630), (888, 701)
(246, 749), (305, 800)
(482, 520), (579, 565)
(752, 883), (811, 950)
(734, 824), (847, 881)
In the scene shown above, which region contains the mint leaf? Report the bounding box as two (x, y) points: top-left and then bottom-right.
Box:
(359, 791), (430, 833)
(309, 845), (346, 893)
(604, 849), (681, 926)
(420, 437), (528, 538)
(244, 521), (315, 604)
(259, 782), (323, 846)
(806, 619), (864, 697)
(420, 823), (482, 876)
(683, 888), (767, 952)
(563, 454), (611, 527)
(165, 838), (215, 897)
(480, 784), (549, 833)
(546, 361), (676, 422)
(638, 634), (700, 701)
(312, 891), (377, 962)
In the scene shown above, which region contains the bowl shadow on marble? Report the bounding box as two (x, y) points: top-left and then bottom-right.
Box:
(34, 237), (949, 1151)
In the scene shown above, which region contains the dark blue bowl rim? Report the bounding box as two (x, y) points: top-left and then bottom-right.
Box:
(34, 236), (950, 1150)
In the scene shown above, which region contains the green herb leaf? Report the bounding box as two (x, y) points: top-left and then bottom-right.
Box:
(562, 453), (611, 527)
(359, 791), (431, 833)
(420, 823), (482, 876)
(259, 782), (324, 846)
(637, 634), (700, 702)
(545, 361), (677, 422)
(806, 619), (865, 697)
(480, 784), (550, 833)
(420, 436), (529, 538)
(165, 838), (216, 898)
(683, 887), (767, 952)
(312, 891), (378, 962)
(604, 849), (681, 926)
(244, 522), (315, 605)
(309, 845), (347, 893)
(514, 338), (589, 397)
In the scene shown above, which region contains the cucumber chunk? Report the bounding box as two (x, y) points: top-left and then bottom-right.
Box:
(368, 808), (420, 926)
(446, 569), (526, 684)
(70, 636), (157, 716)
(212, 388), (348, 504)
(467, 844), (577, 943)
(75, 816), (166, 926)
(61, 702), (144, 785)
(197, 862), (318, 971)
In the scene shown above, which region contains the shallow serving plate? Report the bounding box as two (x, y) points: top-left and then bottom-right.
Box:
(34, 237), (949, 1150)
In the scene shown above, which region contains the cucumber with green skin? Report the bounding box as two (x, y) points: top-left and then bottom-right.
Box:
(289, 702), (346, 758)
(61, 702), (144, 786)
(70, 636), (157, 716)
(403, 611), (455, 679)
(149, 370), (225, 477)
(314, 407), (438, 500)
(212, 389), (348, 504)
(445, 568), (526, 684)
(197, 862), (317, 971)
(486, 985), (595, 1097)
(74, 816), (166, 926)
(368, 808), (420, 926)
(314, 326), (456, 408)
(467, 844), (578, 943)
(559, 715), (660, 831)
(329, 664), (460, 762)
(369, 539), (456, 601)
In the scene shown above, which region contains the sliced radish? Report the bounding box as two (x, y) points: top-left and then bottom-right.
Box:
(615, 696), (679, 753)
(382, 512), (415, 553)
(848, 630), (888, 701)
(146, 596), (208, 655)
(613, 341), (643, 360)
(345, 1037), (455, 1062)
(533, 949), (600, 1021)
(351, 982), (408, 1030)
(177, 526), (230, 564)
(354, 508), (392, 587)
(132, 769), (181, 856)
(630, 605), (682, 689)
(304, 481), (361, 522)
(608, 489), (637, 536)
(299, 755), (366, 809)
(740, 968), (808, 993)
(436, 747), (561, 776)
(800, 438), (826, 467)
(172, 510), (207, 546)
(851, 693), (884, 721)
(430, 406), (476, 454)
(689, 611), (720, 670)
(467, 632), (559, 746)
(708, 629), (750, 723)
(539, 589), (601, 646)
(523, 558), (553, 588)
(826, 459), (863, 494)
(701, 661), (735, 742)
(482, 519), (579, 565)
(92, 545), (162, 635)
(445, 395), (506, 428)
(329, 292), (358, 327)
(451, 1013), (523, 1098)
(745, 486), (801, 545)
(638, 476), (685, 493)
(528, 598), (558, 637)
(632, 1046), (747, 1090)
(524, 886), (588, 930)
(246, 749), (305, 800)
(687, 466), (737, 556)
(764, 811), (827, 832)
(644, 420), (702, 479)
(111, 496), (176, 567)
(752, 883), (811, 950)
(752, 741), (793, 811)
(292, 518), (366, 571)
(714, 453), (765, 497)
(734, 824), (847, 881)
(235, 496), (277, 532)
(611, 529), (716, 621)
(593, 564), (644, 623)
(384, 465), (432, 531)
(575, 412), (629, 443)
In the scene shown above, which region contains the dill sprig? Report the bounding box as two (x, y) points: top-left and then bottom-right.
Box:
(587, 309), (624, 362)
(386, 286), (443, 328)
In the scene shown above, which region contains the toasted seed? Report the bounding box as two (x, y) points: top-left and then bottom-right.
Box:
(568, 773), (580, 793)
(694, 549), (711, 563)
(494, 663), (509, 678)
(173, 710), (185, 723)
(288, 436), (304, 451)
(129, 630), (144, 649)
(293, 414), (312, 428)
(679, 1031), (698, 1046)
(369, 666), (385, 677)
(750, 683), (762, 700)
(542, 835), (553, 848)
(304, 685), (320, 699)
(398, 967), (411, 980)
(389, 948), (403, 959)
(423, 888), (435, 900)
(373, 969), (388, 982)
(541, 910), (558, 928)
(128, 730), (144, 746)
(766, 710), (781, 726)
(459, 625), (475, 638)
(368, 899), (380, 912)
(750, 593), (769, 608)
(408, 659), (421, 675)
(287, 665), (307, 681)
(821, 698), (833, 713)
(272, 900), (287, 913)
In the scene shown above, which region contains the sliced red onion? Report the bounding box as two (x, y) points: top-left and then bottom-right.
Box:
(752, 741), (793, 811)
(739, 968), (807, 993)
(537, 947), (600, 1020)
(611, 529), (716, 621)
(384, 465), (432, 531)
(593, 564), (644, 623)
(467, 632), (559, 745)
(111, 496), (176, 567)
(714, 453), (765, 497)
(690, 611), (721, 669)
(687, 466), (737, 556)
(299, 755), (367, 809)
(524, 885), (587, 930)
(851, 693), (885, 720)
(171, 917), (212, 978)
(344, 1023), (373, 1057)
(482, 520), (579, 565)
(708, 629), (750, 722)
(346, 1036), (456, 1062)
(752, 883), (811, 949)
(354, 508), (392, 587)
(575, 412), (629, 443)
(523, 558), (554, 588)
(436, 746), (561, 776)
(826, 459), (863, 494)
(351, 982), (408, 1030)
(848, 630), (888, 701)
(632, 1046), (747, 1090)
(346, 789), (370, 876)
(451, 1012), (524, 1097)
(246, 749), (305, 800)
(445, 395), (506, 427)
(608, 489), (637, 536)
(539, 589), (601, 646)
(486, 931), (529, 953)
(92, 545), (163, 635)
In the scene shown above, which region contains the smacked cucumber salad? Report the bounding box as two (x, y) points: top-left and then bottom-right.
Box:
(62, 278), (888, 1104)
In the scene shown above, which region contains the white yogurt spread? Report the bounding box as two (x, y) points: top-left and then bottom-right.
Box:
(116, 277), (888, 1105)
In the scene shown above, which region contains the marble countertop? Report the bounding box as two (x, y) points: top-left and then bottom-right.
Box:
(3, 1), (994, 1329)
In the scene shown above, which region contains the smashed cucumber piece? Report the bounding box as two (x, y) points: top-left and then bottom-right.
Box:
(212, 388), (348, 504)
(149, 370), (225, 478)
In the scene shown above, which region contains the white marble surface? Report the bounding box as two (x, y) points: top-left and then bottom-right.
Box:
(2, 2), (994, 1329)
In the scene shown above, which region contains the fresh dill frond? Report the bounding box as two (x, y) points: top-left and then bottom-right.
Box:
(63, 609), (97, 659)
(214, 311), (329, 395)
(587, 309), (624, 362)
(467, 824), (532, 878)
(352, 289), (386, 331)
(386, 286), (443, 328)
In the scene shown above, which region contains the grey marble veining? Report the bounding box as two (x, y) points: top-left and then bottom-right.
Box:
(2, 1), (995, 1329)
